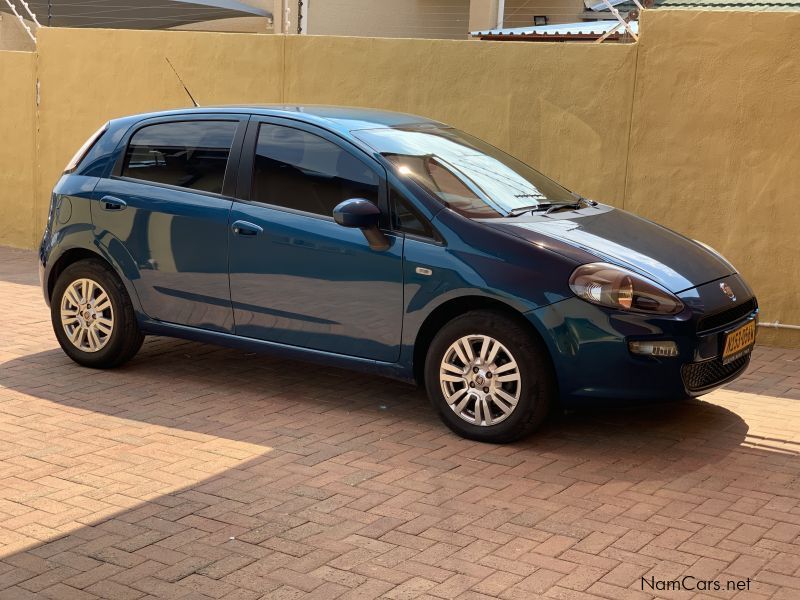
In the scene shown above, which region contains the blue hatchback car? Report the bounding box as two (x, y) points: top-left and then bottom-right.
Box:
(40, 106), (758, 442)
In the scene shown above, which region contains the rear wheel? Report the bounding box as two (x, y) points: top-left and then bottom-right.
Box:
(425, 310), (554, 443)
(51, 259), (143, 368)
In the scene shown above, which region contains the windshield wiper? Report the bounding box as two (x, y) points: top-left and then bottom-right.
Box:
(544, 197), (597, 215)
(508, 197), (597, 217)
(508, 204), (546, 216)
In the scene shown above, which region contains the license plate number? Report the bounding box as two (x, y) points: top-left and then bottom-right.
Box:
(722, 320), (756, 364)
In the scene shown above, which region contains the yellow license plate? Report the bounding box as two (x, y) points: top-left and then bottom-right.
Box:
(722, 320), (756, 364)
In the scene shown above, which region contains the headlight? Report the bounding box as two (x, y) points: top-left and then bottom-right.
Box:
(569, 262), (684, 315)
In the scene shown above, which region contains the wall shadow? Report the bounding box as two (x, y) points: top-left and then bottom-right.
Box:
(0, 247), (39, 287)
(3, 338), (798, 598)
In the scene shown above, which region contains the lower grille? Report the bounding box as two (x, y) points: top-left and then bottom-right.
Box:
(681, 354), (751, 392)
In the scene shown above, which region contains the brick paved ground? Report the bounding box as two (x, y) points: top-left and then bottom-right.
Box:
(1, 245), (799, 600)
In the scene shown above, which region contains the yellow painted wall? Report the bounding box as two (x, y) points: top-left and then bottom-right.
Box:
(0, 10), (799, 346)
(0, 51), (35, 248)
(283, 35), (635, 205)
(34, 27), (285, 238)
(626, 10), (800, 347)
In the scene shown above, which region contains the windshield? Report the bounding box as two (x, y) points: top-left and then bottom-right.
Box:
(354, 126), (577, 218)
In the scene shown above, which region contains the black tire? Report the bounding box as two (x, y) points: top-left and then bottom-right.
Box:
(424, 310), (555, 443)
(51, 259), (144, 369)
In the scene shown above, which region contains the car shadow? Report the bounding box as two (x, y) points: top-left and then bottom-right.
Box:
(0, 336), (761, 482)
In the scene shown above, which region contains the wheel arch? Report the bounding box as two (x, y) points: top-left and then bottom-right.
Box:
(46, 246), (143, 317)
(412, 295), (555, 387)
(47, 248), (108, 302)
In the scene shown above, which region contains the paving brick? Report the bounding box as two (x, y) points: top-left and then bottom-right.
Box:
(84, 580), (145, 600)
(471, 570), (523, 596)
(382, 576), (437, 600)
(1, 245), (799, 600)
(726, 554), (767, 578)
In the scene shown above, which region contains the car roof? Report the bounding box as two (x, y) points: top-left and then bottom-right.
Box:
(112, 105), (447, 135)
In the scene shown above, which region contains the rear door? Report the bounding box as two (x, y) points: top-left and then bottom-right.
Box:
(227, 117), (404, 362)
(92, 115), (247, 332)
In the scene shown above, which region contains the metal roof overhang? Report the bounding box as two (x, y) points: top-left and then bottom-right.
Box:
(470, 20), (639, 41)
(1, 0), (270, 29)
(477, 33), (624, 42)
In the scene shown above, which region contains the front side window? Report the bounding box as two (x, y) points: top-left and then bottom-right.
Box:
(354, 126), (577, 219)
(391, 188), (435, 239)
(121, 120), (237, 194)
(251, 124), (379, 217)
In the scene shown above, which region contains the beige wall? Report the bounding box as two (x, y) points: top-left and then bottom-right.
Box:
(1, 10), (799, 346)
(469, 0), (501, 32)
(306, 0), (471, 39)
(503, 0), (586, 27)
(0, 15), (35, 51)
(0, 50), (35, 248)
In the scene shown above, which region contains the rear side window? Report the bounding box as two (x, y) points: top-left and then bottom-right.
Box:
(251, 124), (379, 217)
(121, 120), (237, 194)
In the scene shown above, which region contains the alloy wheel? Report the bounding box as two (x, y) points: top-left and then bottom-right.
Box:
(60, 278), (114, 353)
(439, 334), (522, 426)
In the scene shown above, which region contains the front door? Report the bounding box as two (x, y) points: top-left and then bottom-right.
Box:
(228, 119), (404, 362)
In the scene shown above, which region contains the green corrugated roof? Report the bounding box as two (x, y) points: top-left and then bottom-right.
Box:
(592, 0), (800, 12)
(660, 0), (800, 7)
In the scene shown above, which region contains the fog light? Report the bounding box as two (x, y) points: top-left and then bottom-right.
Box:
(628, 340), (679, 357)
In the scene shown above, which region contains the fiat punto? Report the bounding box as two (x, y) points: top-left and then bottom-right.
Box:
(40, 106), (758, 442)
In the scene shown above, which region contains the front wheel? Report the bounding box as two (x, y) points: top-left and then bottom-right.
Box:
(51, 259), (144, 369)
(425, 310), (555, 443)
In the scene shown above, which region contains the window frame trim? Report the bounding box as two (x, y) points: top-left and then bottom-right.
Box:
(110, 114), (249, 199)
(234, 116), (390, 226)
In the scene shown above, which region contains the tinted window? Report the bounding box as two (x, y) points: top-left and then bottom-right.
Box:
(252, 124), (379, 216)
(391, 189), (435, 239)
(122, 121), (237, 194)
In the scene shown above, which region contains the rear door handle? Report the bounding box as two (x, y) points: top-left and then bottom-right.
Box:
(101, 196), (127, 211)
(231, 220), (263, 237)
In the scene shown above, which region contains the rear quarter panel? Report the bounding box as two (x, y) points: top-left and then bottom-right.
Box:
(42, 175), (145, 315)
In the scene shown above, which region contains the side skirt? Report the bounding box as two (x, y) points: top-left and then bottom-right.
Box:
(139, 318), (414, 384)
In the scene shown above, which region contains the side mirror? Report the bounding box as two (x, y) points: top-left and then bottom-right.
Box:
(333, 198), (380, 228)
(333, 198), (389, 251)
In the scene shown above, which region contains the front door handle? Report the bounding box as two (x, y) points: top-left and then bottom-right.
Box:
(101, 196), (127, 211)
(231, 220), (263, 237)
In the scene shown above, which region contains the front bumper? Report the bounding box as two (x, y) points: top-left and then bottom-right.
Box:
(527, 273), (757, 404)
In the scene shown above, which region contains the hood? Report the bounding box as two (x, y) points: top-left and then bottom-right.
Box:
(488, 207), (734, 293)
